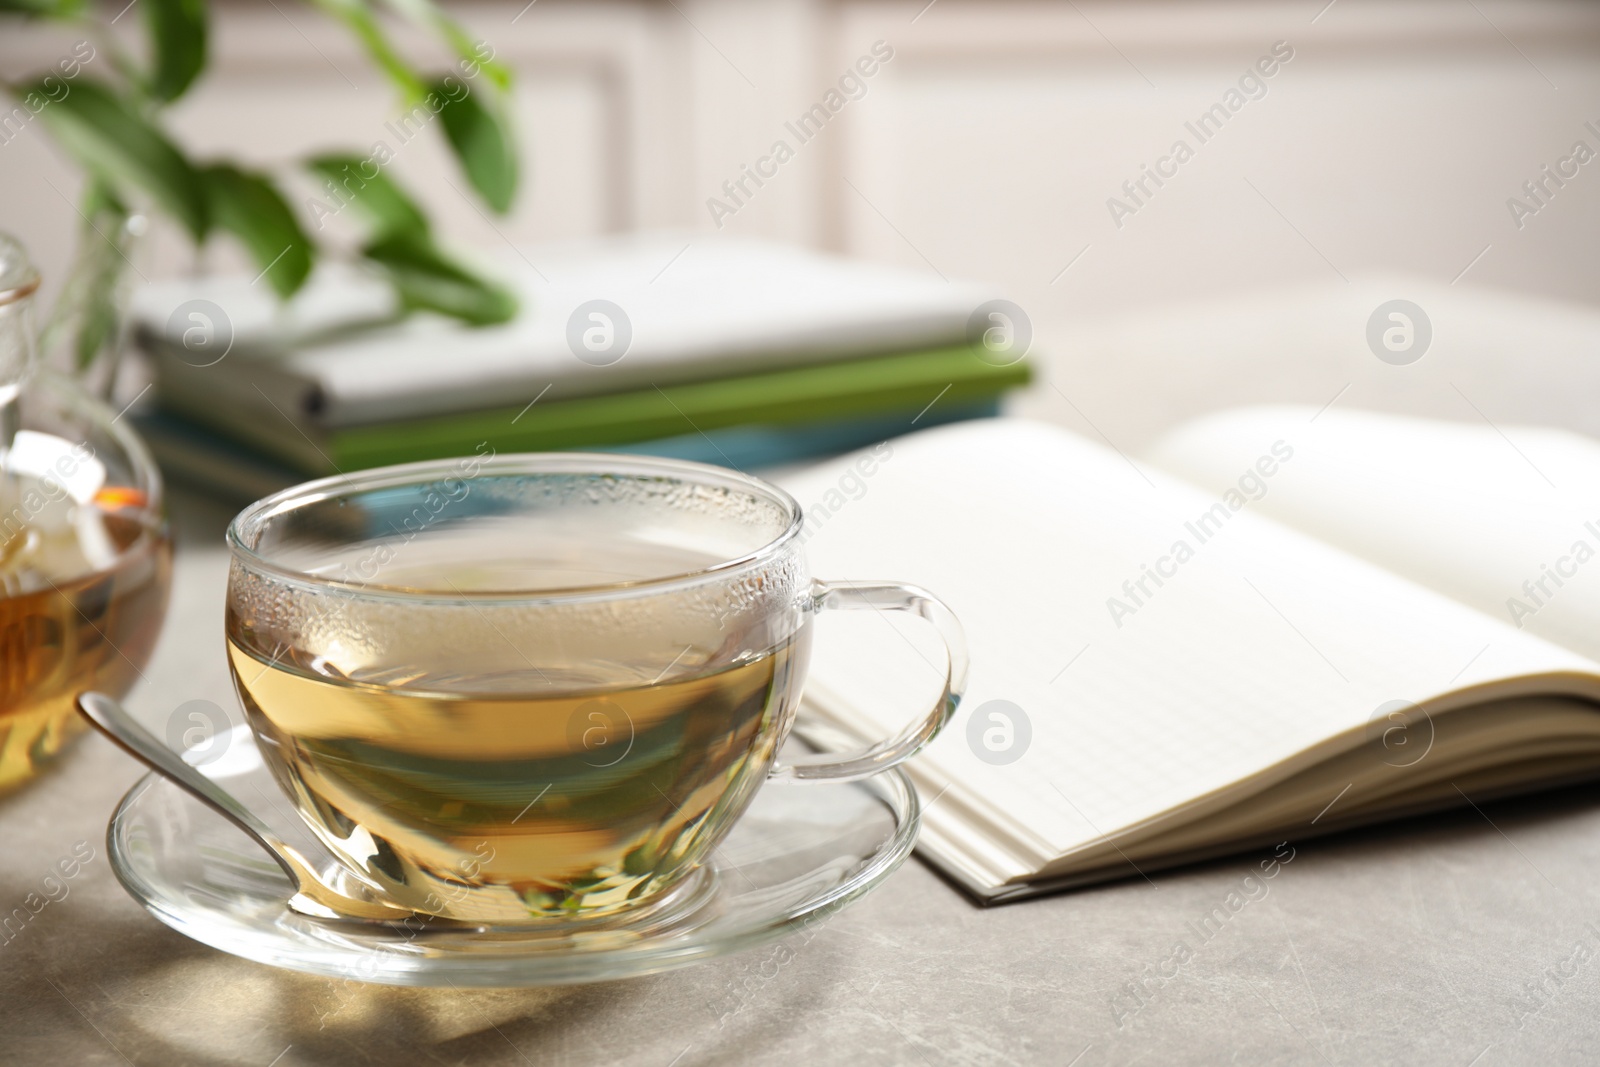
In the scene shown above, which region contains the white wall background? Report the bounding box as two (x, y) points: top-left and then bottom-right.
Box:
(3, 0), (1598, 440)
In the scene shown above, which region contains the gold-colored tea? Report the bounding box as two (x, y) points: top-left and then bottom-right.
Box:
(0, 509), (171, 792)
(227, 617), (809, 922)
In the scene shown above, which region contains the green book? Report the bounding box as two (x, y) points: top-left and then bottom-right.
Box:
(158, 344), (1030, 476)
(135, 399), (1002, 502)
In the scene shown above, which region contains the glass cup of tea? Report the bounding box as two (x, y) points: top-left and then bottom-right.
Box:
(225, 452), (967, 925)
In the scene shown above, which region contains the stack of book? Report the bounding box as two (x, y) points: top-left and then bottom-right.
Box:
(129, 234), (1032, 499)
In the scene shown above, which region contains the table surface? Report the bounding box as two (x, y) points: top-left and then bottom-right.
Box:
(6, 489), (1600, 1067)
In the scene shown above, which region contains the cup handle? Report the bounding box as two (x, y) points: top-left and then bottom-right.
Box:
(768, 578), (969, 783)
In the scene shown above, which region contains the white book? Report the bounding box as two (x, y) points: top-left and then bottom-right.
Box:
(776, 409), (1600, 902)
(130, 233), (994, 428)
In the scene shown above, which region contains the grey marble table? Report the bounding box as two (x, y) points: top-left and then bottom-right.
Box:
(3, 488), (1599, 1067)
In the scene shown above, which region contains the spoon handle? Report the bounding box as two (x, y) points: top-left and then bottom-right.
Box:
(77, 692), (458, 925)
(76, 691), (301, 887)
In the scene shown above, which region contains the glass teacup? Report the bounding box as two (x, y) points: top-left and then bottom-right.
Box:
(225, 451), (966, 924)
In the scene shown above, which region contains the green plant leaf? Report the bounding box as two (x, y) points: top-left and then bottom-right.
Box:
(27, 77), (208, 238)
(433, 78), (517, 213)
(0, 0), (85, 16)
(435, 22), (511, 92)
(305, 0), (426, 100)
(202, 164), (314, 298)
(80, 179), (127, 218)
(375, 0), (511, 91)
(306, 154), (429, 239)
(361, 233), (516, 326)
(144, 0), (207, 101)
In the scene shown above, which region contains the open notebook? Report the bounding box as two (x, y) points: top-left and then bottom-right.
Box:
(778, 409), (1600, 902)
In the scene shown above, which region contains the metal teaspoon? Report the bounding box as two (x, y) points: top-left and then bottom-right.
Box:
(77, 691), (448, 926)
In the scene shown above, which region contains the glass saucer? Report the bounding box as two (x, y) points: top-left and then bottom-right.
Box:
(106, 728), (919, 987)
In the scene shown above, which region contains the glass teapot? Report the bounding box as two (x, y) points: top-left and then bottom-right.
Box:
(0, 234), (171, 792)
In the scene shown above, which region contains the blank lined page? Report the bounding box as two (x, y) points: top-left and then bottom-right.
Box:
(779, 420), (1599, 884)
(1150, 405), (1600, 663)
